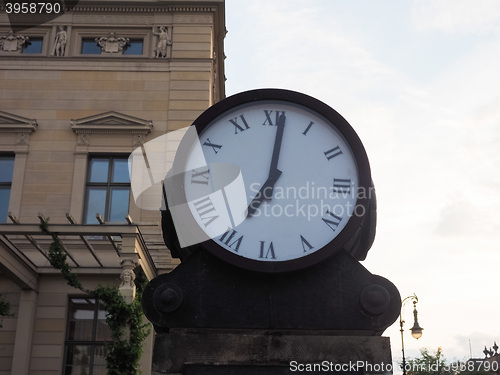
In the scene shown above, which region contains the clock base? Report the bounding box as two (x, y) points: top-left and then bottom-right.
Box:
(142, 248), (401, 333)
(151, 329), (394, 374)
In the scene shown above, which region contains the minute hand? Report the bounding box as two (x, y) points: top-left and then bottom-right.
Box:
(246, 113), (286, 217)
(268, 113), (286, 177)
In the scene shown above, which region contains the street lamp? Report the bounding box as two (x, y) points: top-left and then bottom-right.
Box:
(400, 294), (423, 375)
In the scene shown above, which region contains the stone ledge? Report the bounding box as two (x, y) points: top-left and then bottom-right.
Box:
(152, 329), (393, 375)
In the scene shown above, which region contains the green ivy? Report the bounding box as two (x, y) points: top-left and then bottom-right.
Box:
(41, 219), (84, 291)
(94, 278), (150, 375)
(0, 295), (12, 328)
(40, 218), (151, 375)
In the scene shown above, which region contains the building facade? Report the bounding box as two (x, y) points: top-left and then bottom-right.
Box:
(0, 1), (226, 373)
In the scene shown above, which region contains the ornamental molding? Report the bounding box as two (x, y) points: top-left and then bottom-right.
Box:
(174, 14), (212, 24)
(133, 134), (146, 146)
(0, 111), (38, 133)
(0, 31), (28, 52)
(96, 32), (129, 54)
(73, 14), (154, 25)
(70, 111), (153, 135)
(77, 133), (90, 146)
(71, 7), (214, 24)
(16, 133), (30, 146)
(69, 5), (217, 13)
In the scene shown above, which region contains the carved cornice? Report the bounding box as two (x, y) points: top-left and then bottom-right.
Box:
(0, 111), (38, 133)
(69, 5), (217, 13)
(71, 111), (153, 135)
(0, 4), (218, 16)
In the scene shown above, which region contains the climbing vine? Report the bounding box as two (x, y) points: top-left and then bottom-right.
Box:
(0, 295), (12, 328)
(40, 218), (151, 375)
(40, 219), (83, 291)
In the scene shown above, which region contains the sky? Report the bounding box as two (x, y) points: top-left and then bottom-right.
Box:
(225, 0), (500, 366)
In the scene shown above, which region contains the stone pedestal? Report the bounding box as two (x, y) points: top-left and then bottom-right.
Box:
(143, 250), (400, 374)
(152, 329), (394, 375)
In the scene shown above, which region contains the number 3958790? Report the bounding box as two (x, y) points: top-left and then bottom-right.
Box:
(5, 2), (61, 14)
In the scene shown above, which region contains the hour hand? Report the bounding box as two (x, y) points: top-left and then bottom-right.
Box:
(247, 169), (282, 217)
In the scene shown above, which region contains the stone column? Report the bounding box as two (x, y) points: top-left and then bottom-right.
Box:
(11, 289), (38, 375)
(119, 258), (137, 304)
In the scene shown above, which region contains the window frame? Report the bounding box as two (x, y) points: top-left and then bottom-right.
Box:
(123, 38), (144, 55)
(70, 28), (151, 58)
(21, 36), (44, 54)
(80, 37), (102, 55)
(0, 153), (15, 223)
(63, 297), (112, 375)
(0, 27), (50, 56)
(83, 154), (131, 224)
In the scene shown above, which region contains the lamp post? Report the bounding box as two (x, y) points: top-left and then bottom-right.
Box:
(400, 294), (423, 375)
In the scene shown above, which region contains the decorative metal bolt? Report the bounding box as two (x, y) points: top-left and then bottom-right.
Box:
(359, 284), (391, 317)
(153, 283), (183, 314)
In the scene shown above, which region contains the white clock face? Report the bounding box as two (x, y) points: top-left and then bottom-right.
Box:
(180, 98), (365, 271)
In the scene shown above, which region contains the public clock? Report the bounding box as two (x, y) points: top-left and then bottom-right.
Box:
(170, 89), (372, 273)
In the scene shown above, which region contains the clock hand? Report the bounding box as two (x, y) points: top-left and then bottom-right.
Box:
(247, 113), (286, 217)
(247, 169), (282, 217)
(262, 112), (286, 201)
(268, 113), (286, 177)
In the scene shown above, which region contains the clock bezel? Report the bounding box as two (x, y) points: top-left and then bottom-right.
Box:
(171, 88), (372, 273)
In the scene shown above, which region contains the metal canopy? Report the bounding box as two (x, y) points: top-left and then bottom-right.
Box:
(0, 214), (162, 288)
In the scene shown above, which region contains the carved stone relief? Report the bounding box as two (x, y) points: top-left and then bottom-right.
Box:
(51, 26), (67, 56)
(0, 31), (28, 52)
(96, 32), (129, 53)
(16, 133), (29, 146)
(77, 134), (90, 146)
(119, 259), (137, 305)
(152, 26), (172, 59)
(133, 134), (145, 146)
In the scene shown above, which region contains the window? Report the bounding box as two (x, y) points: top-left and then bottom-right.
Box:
(22, 37), (43, 53)
(64, 298), (112, 375)
(81, 38), (101, 54)
(0, 155), (14, 223)
(123, 39), (143, 55)
(83, 156), (130, 224)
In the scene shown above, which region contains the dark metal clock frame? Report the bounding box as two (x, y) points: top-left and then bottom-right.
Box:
(171, 88), (373, 273)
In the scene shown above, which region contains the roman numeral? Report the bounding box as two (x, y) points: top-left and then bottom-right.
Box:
(300, 235), (313, 253)
(333, 178), (351, 194)
(262, 110), (285, 126)
(324, 146), (342, 160)
(302, 121), (314, 135)
(259, 241), (276, 259)
(229, 114), (250, 134)
(203, 138), (222, 154)
(219, 228), (244, 252)
(193, 196), (219, 227)
(322, 210), (342, 231)
(191, 168), (210, 185)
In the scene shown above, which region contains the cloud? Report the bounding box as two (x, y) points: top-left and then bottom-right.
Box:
(434, 196), (477, 236)
(411, 0), (500, 35)
(225, 0), (398, 105)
